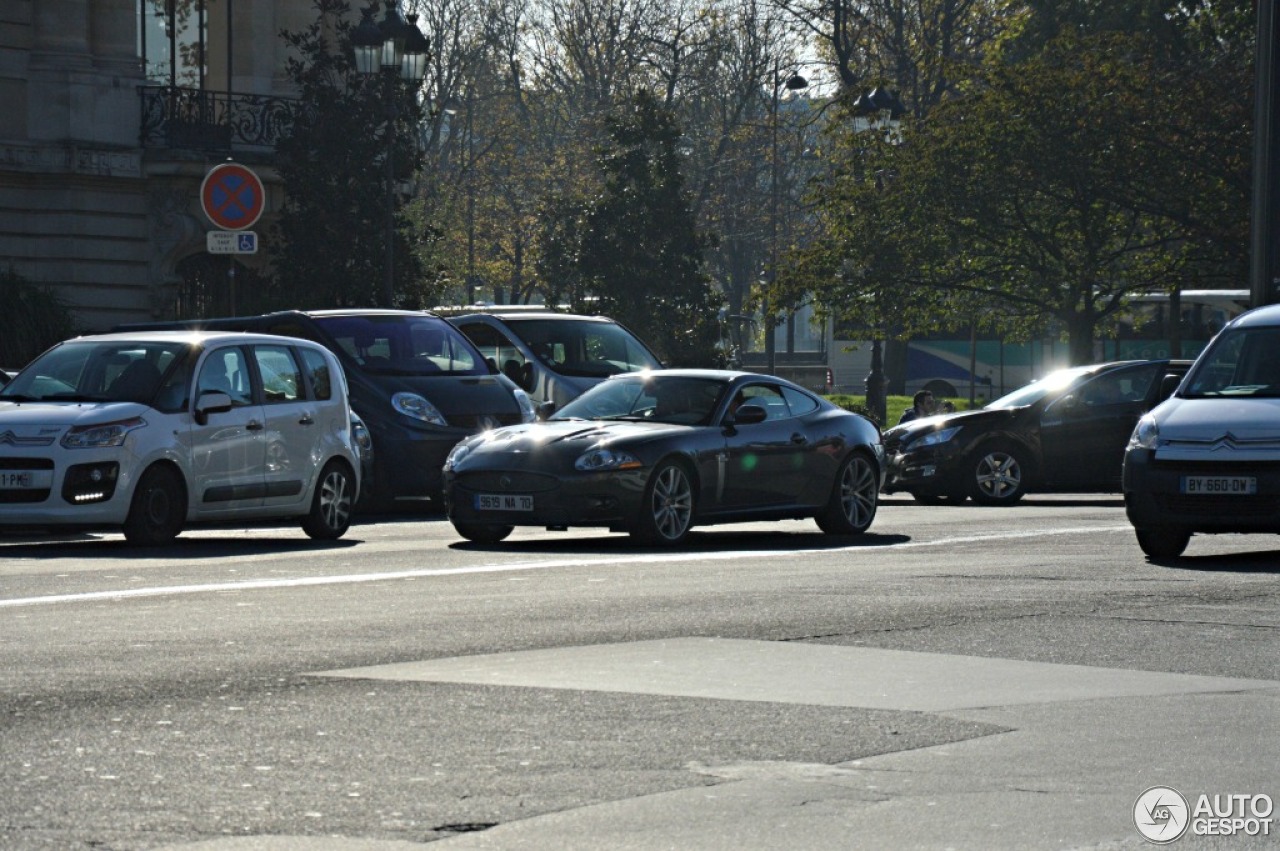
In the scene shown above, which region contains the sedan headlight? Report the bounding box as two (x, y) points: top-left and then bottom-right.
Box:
(908, 426), (960, 450)
(1129, 414), (1159, 449)
(61, 417), (147, 449)
(444, 439), (476, 471)
(392, 392), (448, 427)
(574, 447), (642, 471)
(513, 388), (537, 423)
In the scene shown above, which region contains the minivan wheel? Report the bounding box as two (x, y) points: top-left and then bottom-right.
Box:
(969, 443), (1027, 506)
(453, 523), (513, 544)
(302, 461), (354, 540)
(1135, 527), (1191, 559)
(123, 465), (187, 546)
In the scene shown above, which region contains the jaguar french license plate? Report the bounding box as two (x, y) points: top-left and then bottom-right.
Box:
(0, 471), (34, 489)
(1181, 475), (1257, 495)
(475, 493), (533, 511)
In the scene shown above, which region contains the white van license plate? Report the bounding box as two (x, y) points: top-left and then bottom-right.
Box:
(475, 493), (533, 511)
(1181, 476), (1256, 495)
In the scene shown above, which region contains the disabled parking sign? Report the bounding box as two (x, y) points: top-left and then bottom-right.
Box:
(200, 162), (265, 231)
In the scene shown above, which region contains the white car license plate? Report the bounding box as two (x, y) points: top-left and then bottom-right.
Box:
(475, 493), (533, 511)
(1181, 475), (1257, 495)
(0, 471), (34, 489)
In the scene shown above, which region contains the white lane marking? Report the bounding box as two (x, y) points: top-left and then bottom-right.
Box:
(0, 525), (1130, 608)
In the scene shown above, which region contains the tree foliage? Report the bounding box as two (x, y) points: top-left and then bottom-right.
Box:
(0, 268), (78, 367)
(540, 90), (722, 365)
(780, 23), (1251, 365)
(270, 0), (434, 309)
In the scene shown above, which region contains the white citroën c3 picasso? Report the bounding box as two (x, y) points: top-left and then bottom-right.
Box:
(0, 330), (362, 544)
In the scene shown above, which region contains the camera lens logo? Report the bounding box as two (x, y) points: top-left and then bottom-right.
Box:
(1135, 786), (1190, 843)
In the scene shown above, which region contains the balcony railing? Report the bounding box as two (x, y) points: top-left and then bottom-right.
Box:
(139, 86), (298, 154)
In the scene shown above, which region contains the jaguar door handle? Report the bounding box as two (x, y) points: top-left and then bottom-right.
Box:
(298, 414), (315, 425)
(246, 420), (264, 431)
(790, 433), (808, 445)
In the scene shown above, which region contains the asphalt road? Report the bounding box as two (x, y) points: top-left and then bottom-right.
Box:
(1, 494), (1277, 850)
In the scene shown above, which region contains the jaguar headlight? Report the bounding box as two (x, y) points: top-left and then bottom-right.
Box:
(392, 392), (448, 427)
(514, 388), (537, 423)
(574, 448), (642, 472)
(909, 426), (960, 449)
(444, 439), (476, 471)
(61, 417), (147, 449)
(1129, 415), (1159, 449)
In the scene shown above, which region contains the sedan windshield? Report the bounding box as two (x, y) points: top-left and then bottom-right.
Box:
(984, 365), (1096, 410)
(555, 375), (727, 425)
(1182, 326), (1280, 397)
(315, 315), (485, 376)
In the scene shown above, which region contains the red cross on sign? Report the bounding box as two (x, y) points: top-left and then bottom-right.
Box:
(200, 163), (265, 231)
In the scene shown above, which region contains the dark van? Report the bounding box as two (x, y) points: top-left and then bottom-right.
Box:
(116, 310), (536, 507)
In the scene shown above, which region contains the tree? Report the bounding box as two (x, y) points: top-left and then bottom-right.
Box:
(0, 268), (78, 367)
(542, 90), (722, 365)
(270, 0), (434, 309)
(783, 32), (1242, 365)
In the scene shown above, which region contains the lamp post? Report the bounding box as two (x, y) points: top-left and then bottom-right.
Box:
(766, 64), (809, 376)
(850, 86), (905, 425)
(352, 2), (430, 308)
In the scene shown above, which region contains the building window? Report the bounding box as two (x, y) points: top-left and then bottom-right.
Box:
(138, 0), (206, 88)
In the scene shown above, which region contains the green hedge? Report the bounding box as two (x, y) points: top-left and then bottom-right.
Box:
(827, 394), (976, 427)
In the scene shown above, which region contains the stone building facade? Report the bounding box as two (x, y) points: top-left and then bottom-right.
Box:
(0, 0), (315, 334)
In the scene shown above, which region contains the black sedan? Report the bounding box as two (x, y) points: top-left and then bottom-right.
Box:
(443, 370), (885, 545)
(882, 359), (1190, 505)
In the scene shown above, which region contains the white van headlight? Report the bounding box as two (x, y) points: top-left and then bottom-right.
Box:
(514, 388), (537, 423)
(61, 417), (147, 448)
(1129, 415), (1159, 449)
(392, 392), (448, 427)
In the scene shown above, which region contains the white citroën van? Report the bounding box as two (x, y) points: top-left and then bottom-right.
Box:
(1123, 303), (1280, 558)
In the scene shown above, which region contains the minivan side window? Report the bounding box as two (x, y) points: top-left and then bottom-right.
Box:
(253, 345), (302, 403)
(297, 347), (332, 400)
(197, 347), (254, 407)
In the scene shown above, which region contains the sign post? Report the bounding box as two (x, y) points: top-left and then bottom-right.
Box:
(200, 162), (266, 316)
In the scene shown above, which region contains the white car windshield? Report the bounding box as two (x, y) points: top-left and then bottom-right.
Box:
(1, 341), (189, 405)
(507, 318), (661, 378)
(1182, 326), (1280, 397)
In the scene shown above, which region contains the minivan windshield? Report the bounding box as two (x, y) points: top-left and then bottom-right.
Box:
(507, 318), (661, 378)
(1182, 326), (1280, 397)
(1, 341), (190, 406)
(315, 315), (485, 377)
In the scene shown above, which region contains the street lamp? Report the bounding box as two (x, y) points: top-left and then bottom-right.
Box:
(850, 86), (905, 425)
(766, 65), (810, 376)
(352, 2), (430, 308)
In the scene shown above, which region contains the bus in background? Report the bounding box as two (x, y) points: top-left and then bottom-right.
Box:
(1102, 289), (1250, 361)
(829, 289), (1251, 401)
